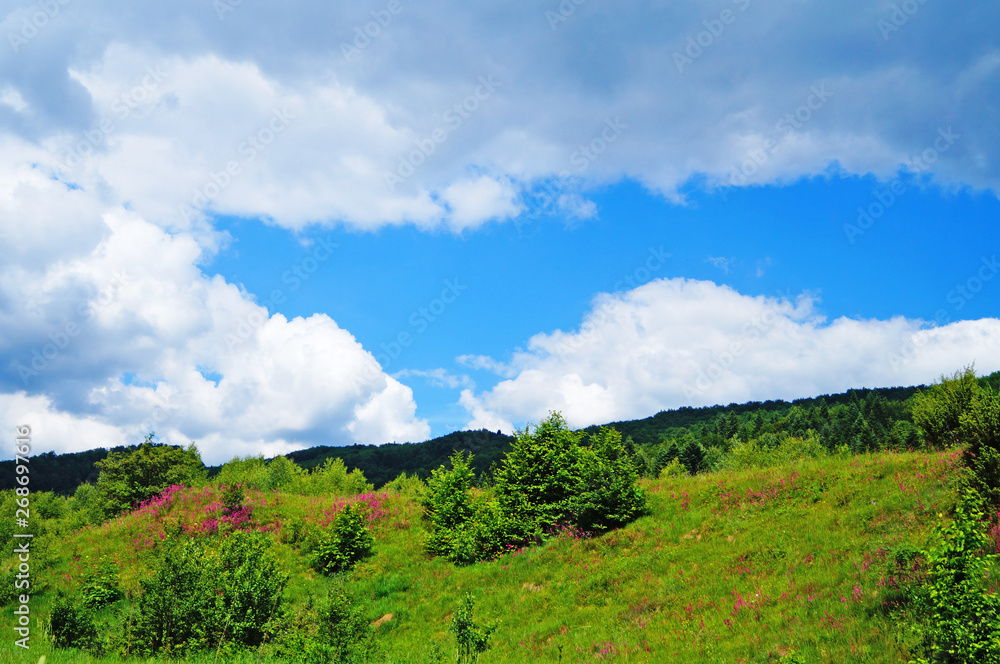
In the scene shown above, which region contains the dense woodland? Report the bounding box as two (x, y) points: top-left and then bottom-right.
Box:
(8, 376), (999, 495)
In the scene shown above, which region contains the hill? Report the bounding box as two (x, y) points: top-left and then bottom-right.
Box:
(1, 447), (972, 663)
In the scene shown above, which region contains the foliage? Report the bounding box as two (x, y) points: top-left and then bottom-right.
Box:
(129, 538), (222, 656)
(912, 366), (982, 449)
(423, 452), (478, 559)
(910, 490), (1000, 664)
(958, 387), (1000, 506)
(80, 556), (122, 609)
(721, 432), (826, 471)
(298, 457), (373, 496)
(220, 482), (245, 514)
(571, 427), (649, 532)
(449, 593), (496, 664)
(313, 504), (375, 575)
(94, 435), (207, 518)
(275, 590), (380, 664)
(658, 457), (687, 478)
(494, 413), (584, 530)
(49, 591), (98, 651)
(218, 531), (288, 647)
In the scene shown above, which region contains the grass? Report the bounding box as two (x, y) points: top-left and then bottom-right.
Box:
(1, 447), (982, 664)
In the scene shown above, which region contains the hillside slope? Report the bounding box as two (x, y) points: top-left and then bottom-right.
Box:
(4, 447), (972, 663)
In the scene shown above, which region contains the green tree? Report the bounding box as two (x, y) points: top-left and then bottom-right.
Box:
(494, 412), (583, 530)
(912, 366), (981, 449)
(313, 504), (375, 575)
(218, 531), (288, 647)
(95, 435), (207, 517)
(423, 452), (477, 559)
(449, 593), (496, 664)
(572, 427), (649, 532)
(958, 388), (1000, 505)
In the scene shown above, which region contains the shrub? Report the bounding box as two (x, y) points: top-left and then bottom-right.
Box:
(130, 539), (221, 656)
(423, 452), (477, 560)
(50, 591), (97, 651)
(275, 590), (380, 664)
(912, 366), (981, 449)
(80, 556), (122, 610)
(300, 457), (374, 496)
(95, 435), (207, 518)
(449, 593), (495, 664)
(911, 489), (1000, 663)
(571, 427), (649, 532)
(959, 388), (1000, 505)
(220, 483), (245, 514)
(659, 457), (686, 478)
(218, 531), (288, 647)
(313, 504), (375, 575)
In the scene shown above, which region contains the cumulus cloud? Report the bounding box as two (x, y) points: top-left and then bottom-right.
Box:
(0, 144), (428, 463)
(459, 278), (1000, 430)
(0, 2), (995, 233)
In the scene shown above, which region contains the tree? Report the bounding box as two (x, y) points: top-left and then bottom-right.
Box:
(313, 504), (375, 575)
(572, 427), (649, 531)
(958, 388), (1000, 505)
(95, 435), (207, 518)
(449, 593), (496, 664)
(494, 412), (583, 530)
(912, 366), (981, 449)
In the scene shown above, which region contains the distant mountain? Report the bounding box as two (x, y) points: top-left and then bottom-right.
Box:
(10, 374), (1000, 495)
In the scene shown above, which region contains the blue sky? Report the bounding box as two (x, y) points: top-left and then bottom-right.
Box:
(1, 1), (998, 462)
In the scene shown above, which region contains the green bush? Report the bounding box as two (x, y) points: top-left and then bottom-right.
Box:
(275, 591), (380, 664)
(299, 457), (374, 496)
(95, 435), (207, 518)
(218, 531), (288, 647)
(423, 452), (477, 560)
(911, 490), (1000, 663)
(449, 593), (495, 664)
(571, 427), (649, 532)
(958, 388), (1000, 505)
(50, 591), (97, 651)
(912, 366), (981, 449)
(313, 504), (375, 575)
(129, 539), (221, 656)
(80, 556), (122, 609)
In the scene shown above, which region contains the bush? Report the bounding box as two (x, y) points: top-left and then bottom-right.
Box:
(911, 489), (1000, 663)
(95, 436), (207, 518)
(80, 556), (122, 610)
(959, 388), (1000, 505)
(571, 427), (649, 532)
(912, 366), (981, 449)
(450, 593), (495, 664)
(313, 504), (375, 575)
(423, 452), (477, 560)
(130, 539), (221, 656)
(50, 591), (97, 651)
(300, 457), (374, 496)
(218, 531), (288, 647)
(275, 590), (380, 664)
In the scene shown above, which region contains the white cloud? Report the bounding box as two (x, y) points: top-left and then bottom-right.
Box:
(0, 148), (429, 464)
(0, 3), (995, 234)
(459, 278), (1000, 431)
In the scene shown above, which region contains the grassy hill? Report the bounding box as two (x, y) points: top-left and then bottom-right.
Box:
(2, 446), (977, 663)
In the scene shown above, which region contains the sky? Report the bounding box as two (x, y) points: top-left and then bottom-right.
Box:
(0, 0), (998, 464)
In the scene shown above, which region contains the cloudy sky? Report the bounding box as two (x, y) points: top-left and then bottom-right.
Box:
(1, 0), (998, 464)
